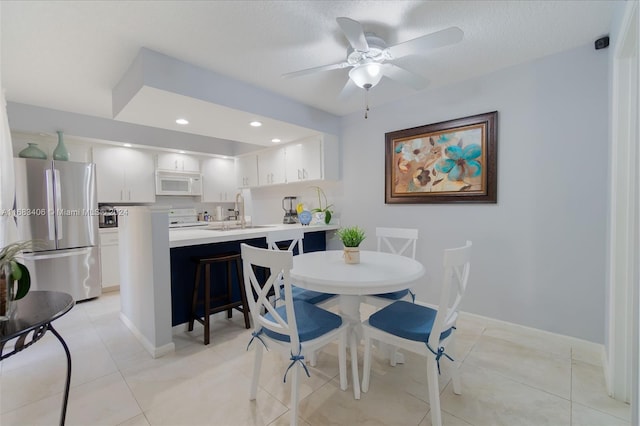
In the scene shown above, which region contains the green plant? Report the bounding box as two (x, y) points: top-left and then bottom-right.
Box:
(0, 240), (34, 302)
(309, 186), (333, 225)
(336, 226), (366, 247)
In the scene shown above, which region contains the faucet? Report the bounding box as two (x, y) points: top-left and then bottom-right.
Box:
(235, 192), (246, 229)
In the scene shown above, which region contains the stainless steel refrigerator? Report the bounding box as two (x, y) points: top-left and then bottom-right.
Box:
(14, 158), (101, 301)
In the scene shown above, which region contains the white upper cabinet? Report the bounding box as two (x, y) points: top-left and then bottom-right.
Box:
(238, 134), (339, 187)
(93, 146), (156, 203)
(236, 154), (258, 188)
(285, 134), (339, 183)
(257, 146), (286, 186)
(156, 152), (200, 172)
(202, 157), (237, 202)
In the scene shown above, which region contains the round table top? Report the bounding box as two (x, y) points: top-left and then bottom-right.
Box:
(0, 291), (74, 342)
(290, 250), (425, 295)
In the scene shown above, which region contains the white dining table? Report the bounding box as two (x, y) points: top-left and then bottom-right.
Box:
(290, 249), (426, 398)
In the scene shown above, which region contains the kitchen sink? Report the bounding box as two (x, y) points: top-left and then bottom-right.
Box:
(205, 224), (275, 231)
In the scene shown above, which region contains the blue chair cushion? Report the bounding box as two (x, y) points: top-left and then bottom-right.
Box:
(368, 300), (452, 343)
(263, 300), (342, 343)
(372, 289), (410, 300)
(280, 285), (336, 305)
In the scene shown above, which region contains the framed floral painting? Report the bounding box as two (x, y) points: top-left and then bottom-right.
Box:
(385, 111), (497, 204)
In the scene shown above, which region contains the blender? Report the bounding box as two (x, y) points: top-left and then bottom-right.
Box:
(282, 196), (299, 224)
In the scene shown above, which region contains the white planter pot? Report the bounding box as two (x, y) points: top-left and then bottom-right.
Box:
(343, 247), (360, 264)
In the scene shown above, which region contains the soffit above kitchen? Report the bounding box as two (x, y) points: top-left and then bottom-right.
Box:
(1, 1), (618, 146)
(111, 48), (332, 147)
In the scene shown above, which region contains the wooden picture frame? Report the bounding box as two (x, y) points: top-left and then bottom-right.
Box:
(385, 111), (497, 204)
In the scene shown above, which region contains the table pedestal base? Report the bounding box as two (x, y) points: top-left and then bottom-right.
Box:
(338, 295), (362, 399)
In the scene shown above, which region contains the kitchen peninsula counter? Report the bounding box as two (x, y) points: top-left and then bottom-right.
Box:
(169, 223), (339, 248)
(118, 206), (339, 359)
(169, 223), (338, 328)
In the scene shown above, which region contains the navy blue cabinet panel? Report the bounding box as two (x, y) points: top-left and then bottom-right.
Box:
(169, 231), (327, 326)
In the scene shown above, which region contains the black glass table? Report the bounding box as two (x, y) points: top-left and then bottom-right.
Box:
(0, 291), (75, 426)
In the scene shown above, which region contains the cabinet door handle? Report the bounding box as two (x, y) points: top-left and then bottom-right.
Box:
(297, 169), (301, 180)
(128, 190), (131, 200)
(120, 189), (124, 201)
(303, 168), (307, 179)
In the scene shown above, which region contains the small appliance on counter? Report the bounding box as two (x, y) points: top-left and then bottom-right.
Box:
(168, 208), (209, 228)
(282, 196), (299, 224)
(99, 205), (118, 228)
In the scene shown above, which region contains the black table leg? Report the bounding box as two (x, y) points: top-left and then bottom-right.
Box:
(48, 324), (71, 426)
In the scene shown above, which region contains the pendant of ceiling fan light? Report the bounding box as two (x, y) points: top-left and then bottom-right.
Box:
(349, 62), (383, 89)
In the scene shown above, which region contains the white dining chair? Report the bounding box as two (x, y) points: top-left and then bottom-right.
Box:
(361, 240), (472, 426)
(266, 228), (336, 306)
(241, 243), (353, 426)
(364, 227), (418, 307)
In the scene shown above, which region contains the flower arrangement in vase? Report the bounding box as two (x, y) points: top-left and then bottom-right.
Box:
(336, 226), (366, 264)
(309, 186), (333, 225)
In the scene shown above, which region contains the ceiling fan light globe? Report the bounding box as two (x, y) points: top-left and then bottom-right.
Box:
(349, 63), (383, 89)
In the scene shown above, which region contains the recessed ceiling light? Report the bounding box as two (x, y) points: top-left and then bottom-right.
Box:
(178, 150), (185, 154)
(123, 143), (132, 147)
(271, 138), (281, 143)
(249, 121), (262, 127)
(176, 118), (189, 125)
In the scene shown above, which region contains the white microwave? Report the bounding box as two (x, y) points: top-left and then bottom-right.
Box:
(155, 171), (202, 196)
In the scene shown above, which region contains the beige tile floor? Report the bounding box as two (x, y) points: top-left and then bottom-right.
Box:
(0, 291), (631, 426)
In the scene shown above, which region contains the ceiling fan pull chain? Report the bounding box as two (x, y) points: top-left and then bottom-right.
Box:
(364, 89), (370, 119)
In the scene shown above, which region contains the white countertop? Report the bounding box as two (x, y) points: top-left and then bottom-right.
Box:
(169, 223), (339, 248)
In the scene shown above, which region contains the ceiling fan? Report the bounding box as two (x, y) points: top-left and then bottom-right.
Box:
(283, 17), (464, 94)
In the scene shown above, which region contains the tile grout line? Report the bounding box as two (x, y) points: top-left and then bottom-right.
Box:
(83, 298), (148, 424)
(570, 347), (573, 425)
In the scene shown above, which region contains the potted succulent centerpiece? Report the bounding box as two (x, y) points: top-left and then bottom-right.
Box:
(0, 240), (33, 320)
(336, 226), (366, 264)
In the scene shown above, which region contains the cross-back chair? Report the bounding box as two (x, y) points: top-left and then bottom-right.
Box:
(361, 240), (472, 426)
(241, 243), (353, 426)
(364, 227), (419, 308)
(266, 229), (336, 306)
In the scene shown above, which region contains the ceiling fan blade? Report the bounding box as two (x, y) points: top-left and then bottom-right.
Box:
(282, 61), (350, 79)
(336, 17), (369, 51)
(338, 78), (359, 100)
(387, 26), (463, 59)
(382, 63), (428, 90)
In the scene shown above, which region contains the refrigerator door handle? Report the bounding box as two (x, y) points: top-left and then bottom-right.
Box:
(45, 169), (56, 241)
(54, 169), (63, 240)
(22, 247), (91, 260)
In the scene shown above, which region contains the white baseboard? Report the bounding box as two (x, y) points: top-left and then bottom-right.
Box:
(119, 312), (175, 359)
(460, 311), (606, 356)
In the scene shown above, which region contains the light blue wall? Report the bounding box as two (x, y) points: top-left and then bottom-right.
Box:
(339, 43), (609, 343)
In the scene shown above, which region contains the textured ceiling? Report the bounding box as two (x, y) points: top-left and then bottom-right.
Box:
(1, 1), (618, 143)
